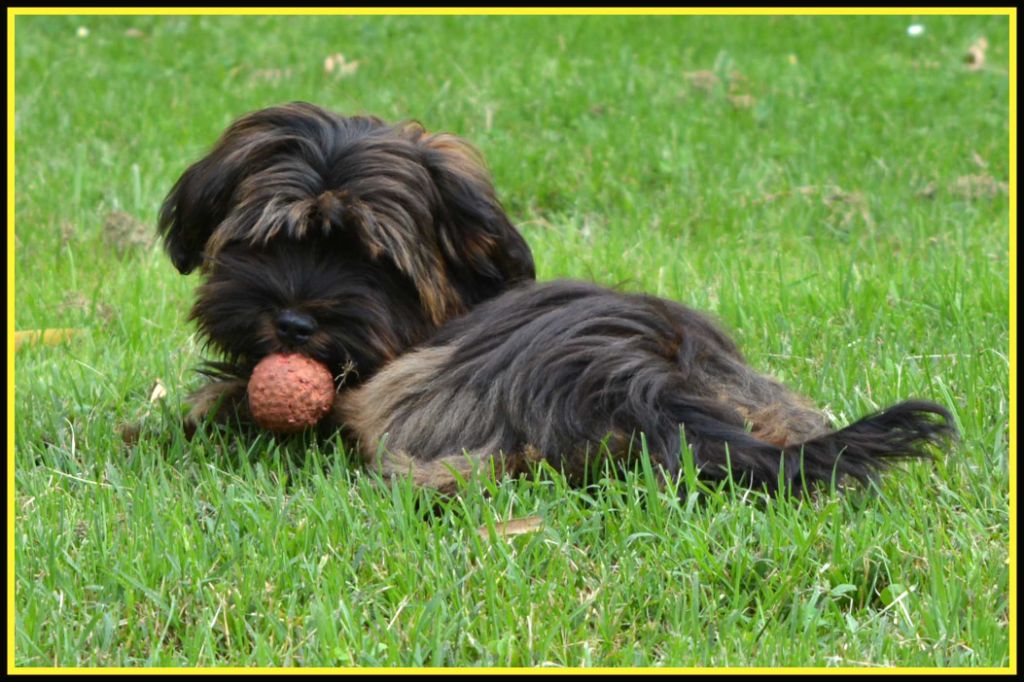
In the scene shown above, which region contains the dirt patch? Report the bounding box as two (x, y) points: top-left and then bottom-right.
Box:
(102, 210), (153, 256)
(58, 290), (115, 323)
(949, 173), (1008, 199)
(746, 184), (874, 228)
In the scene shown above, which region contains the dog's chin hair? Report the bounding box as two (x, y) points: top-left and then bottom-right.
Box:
(195, 343), (358, 388)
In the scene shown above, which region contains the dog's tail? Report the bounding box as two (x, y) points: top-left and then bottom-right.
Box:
(674, 400), (957, 494)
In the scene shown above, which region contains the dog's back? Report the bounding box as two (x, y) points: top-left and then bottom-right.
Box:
(335, 280), (956, 495)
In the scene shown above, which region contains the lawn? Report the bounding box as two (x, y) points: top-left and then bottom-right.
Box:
(12, 12), (1011, 668)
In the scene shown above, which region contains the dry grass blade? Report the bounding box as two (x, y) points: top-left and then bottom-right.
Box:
(965, 37), (988, 71)
(477, 515), (544, 540)
(15, 328), (82, 351)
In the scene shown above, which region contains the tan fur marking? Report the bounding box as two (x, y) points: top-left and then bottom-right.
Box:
(367, 445), (543, 495)
(333, 345), (457, 444)
(422, 133), (493, 186)
(747, 403), (829, 447)
(369, 449), (494, 494)
(716, 376), (830, 447)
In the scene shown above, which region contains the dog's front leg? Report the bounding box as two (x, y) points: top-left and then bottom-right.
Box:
(366, 448), (493, 495)
(183, 377), (251, 437)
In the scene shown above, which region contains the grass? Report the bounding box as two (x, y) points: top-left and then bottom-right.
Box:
(12, 13), (1011, 668)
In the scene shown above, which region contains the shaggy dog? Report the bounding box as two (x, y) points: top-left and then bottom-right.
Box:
(159, 102), (955, 496)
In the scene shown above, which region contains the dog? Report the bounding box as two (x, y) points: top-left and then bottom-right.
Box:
(159, 102), (956, 496)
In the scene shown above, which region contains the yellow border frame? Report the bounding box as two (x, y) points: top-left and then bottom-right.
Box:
(7, 6), (1017, 676)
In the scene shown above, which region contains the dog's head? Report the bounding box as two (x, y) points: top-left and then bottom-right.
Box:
(158, 102), (535, 384)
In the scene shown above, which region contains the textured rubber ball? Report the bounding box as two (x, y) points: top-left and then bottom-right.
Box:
(247, 353), (335, 433)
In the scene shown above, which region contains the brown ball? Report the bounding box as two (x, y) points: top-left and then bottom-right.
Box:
(247, 353), (335, 433)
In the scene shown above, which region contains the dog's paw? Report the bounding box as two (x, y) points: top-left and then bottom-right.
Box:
(183, 378), (251, 435)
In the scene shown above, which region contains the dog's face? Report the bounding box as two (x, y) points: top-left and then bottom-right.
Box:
(159, 102), (535, 385)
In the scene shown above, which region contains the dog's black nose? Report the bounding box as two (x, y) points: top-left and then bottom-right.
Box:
(276, 310), (318, 345)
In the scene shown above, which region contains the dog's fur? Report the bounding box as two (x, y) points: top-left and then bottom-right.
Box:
(160, 102), (956, 496)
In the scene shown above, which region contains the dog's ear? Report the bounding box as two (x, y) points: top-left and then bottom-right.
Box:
(157, 103), (343, 274)
(157, 143), (240, 275)
(417, 131), (536, 305)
